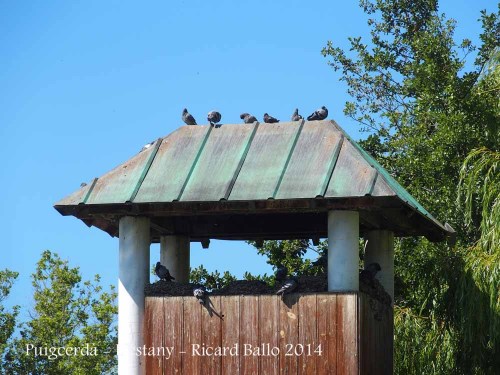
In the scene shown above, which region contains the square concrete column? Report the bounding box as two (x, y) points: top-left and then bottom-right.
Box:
(328, 210), (359, 291)
(118, 216), (150, 375)
(160, 235), (190, 283)
(364, 230), (394, 302)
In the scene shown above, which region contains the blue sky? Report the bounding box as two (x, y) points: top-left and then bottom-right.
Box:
(1, 0), (496, 317)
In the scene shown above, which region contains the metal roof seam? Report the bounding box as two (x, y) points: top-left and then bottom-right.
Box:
(319, 134), (345, 197)
(128, 138), (163, 203)
(271, 119), (305, 199)
(224, 122), (260, 200)
(176, 125), (214, 201)
(81, 177), (98, 204)
(366, 171), (379, 196)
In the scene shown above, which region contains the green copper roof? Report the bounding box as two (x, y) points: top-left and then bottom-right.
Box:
(55, 120), (451, 242)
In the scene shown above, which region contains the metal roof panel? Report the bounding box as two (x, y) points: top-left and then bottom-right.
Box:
(84, 144), (157, 204)
(229, 122), (302, 200)
(180, 124), (256, 201)
(54, 119), (450, 240)
(276, 121), (343, 199)
(325, 140), (375, 197)
(134, 126), (211, 203)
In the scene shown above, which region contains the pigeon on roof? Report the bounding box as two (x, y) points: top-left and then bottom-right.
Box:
(240, 113), (257, 124)
(275, 265), (287, 283)
(291, 108), (303, 121)
(182, 108), (197, 125)
(80, 182), (87, 188)
(155, 262), (175, 282)
(307, 106), (328, 121)
(276, 276), (298, 296)
(193, 285), (207, 305)
(207, 111), (222, 127)
(263, 113), (279, 123)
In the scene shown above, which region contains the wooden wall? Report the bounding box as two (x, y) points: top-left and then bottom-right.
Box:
(144, 293), (392, 374)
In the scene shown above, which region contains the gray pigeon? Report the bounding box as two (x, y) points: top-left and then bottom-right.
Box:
(182, 108), (197, 125)
(275, 265), (287, 283)
(263, 113), (279, 123)
(276, 276), (299, 296)
(193, 285), (207, 305)
(155, 262), (175, 282)
(291, 108), (303, 121)
(240, 113), (257, 123)
(207, 111), (222, 126)
(80, 182), (87, 188)
(306, 106), (328, 121)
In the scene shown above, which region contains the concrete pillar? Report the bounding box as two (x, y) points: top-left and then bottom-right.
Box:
(160, 235), (190, 283)
(118, 216), (150, 375)
(327, 211), (359, 291)
(364, 230), (394, 302)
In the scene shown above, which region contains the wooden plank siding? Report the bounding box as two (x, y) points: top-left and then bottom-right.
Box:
(144, 297), (164, 375)
(144, 293), (393, 374)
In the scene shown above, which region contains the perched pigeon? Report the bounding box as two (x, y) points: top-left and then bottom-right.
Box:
(182, 108), (197, 125)
(193, 285), (207, 305)
(207, 111), (222, 126)
(306, 106), (328, 121)
(276, 276), (299, 296)
(291, 108), (303, 121)
(80, 182), (87, 188)
(263, 113), (279, 123)
(155, 262), (175, 282)
(275, 265), (287, 283)
(240, 113), (257, 124)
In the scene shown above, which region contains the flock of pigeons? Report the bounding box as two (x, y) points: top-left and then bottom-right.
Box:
(182, 106), (329, 127)
(154, 259), (382, 303)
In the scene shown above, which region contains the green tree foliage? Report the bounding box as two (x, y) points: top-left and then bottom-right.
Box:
(189, 265), (237, 291)
(459, 147), (500, 252)
(189, 264), (276, 289)
(0, 269), (19, 373)
(249, 240), (325, 278)
(456, 147), (500, 371)
(319, 0), (499, 373)
(4, 251), (117, 375)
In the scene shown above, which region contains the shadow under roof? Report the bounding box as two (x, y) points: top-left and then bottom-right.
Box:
(55, 120), (452, 243)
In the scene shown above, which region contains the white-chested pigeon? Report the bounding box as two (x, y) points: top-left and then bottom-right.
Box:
(193, 285), (207, 305)
(207, 111), (222, 126)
